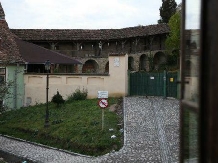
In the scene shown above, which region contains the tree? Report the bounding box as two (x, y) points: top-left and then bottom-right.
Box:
(158, 0), (177, 24)
(0, 81), (13, 112)
(165, 12), (181, 66)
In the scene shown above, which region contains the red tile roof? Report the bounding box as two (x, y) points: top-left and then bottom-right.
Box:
(11, 24), (170, 41)
(0, 2), (5, 18)
(0, 2), (80, 65)
(0, 19), (24, 63)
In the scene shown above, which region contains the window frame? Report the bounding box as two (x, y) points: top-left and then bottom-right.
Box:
(180, 0), (218, 162)
(180, 0), (202, 162)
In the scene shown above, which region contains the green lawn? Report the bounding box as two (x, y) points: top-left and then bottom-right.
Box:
(0, 98), (123, 156)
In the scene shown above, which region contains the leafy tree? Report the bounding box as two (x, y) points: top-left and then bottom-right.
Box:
(158, 0), (177, 24)
(165, 12), (181, 66)
(0, 81), (13, 112)
(165, 12), (181, 52)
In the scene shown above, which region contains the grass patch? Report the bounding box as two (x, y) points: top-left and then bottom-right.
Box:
(0, 98), (123, 156)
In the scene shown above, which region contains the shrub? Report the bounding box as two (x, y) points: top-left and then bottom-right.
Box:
(51, 91), (65, 107)
(67, 88), (88, 102)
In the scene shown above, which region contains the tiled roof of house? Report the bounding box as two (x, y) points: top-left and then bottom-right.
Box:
(11, 24), (170, 41)
(0, 2), (5, 17)
(0, 3), (24, 64)
(0, 2), (81, 65)
(15, 38), (81, 64)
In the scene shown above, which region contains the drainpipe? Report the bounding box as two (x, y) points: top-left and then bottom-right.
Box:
(128, 70), (130, 96)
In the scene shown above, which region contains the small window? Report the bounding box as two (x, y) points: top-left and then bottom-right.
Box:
(0, 68), (5, 74)
(0, 68), (5, 84)
(0, 75), (5, 83)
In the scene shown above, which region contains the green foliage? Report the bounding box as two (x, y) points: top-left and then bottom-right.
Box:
(0, 81), (13, 113)
(167, 53), (178, 65)
(67, 88), (88, 102)
(158, 0), (177, 24)
(165, 12), (181, 68)
(51, 91), (65, 107)
(0, 98), (122, 156)
(165, 12), (181, 52)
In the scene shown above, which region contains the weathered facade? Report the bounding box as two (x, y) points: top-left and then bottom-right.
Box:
(11, 24), (170, 73)
(0, 2), (81, 109)
(0, 2), (25, 109)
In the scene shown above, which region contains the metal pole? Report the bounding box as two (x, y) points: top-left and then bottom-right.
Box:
(102, 109), (104, 130)
(44, 72), (49, 127)
(163, 70), (167, 99)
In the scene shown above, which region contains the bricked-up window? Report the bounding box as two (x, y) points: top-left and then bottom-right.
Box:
(0, 68), (6, 108)
(0, 68), (5, 83)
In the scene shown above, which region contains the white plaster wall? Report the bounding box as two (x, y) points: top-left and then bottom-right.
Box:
(24, 55), (128, 106)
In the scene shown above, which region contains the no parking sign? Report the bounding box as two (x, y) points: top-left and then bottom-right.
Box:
(97, 91), (109, 130)
(98, 99), (108, 108)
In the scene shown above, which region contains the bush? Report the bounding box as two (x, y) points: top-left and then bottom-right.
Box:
(51, 91), (65, 107)
(67, 88), (88, 102)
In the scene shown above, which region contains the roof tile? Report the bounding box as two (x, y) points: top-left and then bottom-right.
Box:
(11, 24), (170, 41)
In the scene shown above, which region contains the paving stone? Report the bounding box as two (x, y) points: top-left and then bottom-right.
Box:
(0, 97), (180, 163)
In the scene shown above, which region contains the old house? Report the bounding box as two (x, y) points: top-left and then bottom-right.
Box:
(11, 24), (170, 73)
(1, 1), (174, 108)
(0, 2), (80, 109)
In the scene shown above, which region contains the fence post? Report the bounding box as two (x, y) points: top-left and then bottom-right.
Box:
(177, 71), (180, 99)
(128, 70), (130, 96)
(163, 70), (167, 98)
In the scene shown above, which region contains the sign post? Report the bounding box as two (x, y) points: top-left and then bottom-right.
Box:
(98, 91), (109, 130)
(98, 98), (108, 130)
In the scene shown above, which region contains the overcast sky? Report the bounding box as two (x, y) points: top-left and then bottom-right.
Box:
(1, 0), (182, 29)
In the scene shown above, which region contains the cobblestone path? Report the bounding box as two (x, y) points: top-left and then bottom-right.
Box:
(0, 97), (180, 163)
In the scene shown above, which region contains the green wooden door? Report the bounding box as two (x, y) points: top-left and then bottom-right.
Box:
(129, 72), (178, 97)
(166, 72), (178, 98)
(130, 72), (164, 96)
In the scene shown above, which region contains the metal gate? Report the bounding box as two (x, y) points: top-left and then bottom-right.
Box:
(129, 71), (178, 98)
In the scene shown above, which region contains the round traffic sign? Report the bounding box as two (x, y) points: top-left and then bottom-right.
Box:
(98, 99), (108, 108)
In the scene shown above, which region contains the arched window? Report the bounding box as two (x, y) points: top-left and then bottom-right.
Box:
(139, 54), (147, 71)
(128, 57), (134, 71)
(105, 61), (109, 73)
(153, 52), (166, 70)
(82, 60), (99, 73)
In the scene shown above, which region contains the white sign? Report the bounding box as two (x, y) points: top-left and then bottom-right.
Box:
(98, 91), (108, 99)
(114, 57), (120, 67)
(150, 77), (154, 79)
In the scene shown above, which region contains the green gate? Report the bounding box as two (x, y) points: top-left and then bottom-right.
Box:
(166, 72), (178, 98)
(129, 71), (178, 98)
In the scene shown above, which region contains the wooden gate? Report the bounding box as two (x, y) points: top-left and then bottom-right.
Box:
(129, 71), (178, 98)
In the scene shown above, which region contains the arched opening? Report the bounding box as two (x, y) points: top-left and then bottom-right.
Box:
(153, 52), (166, 70)
(82, 59), (99, 73)
(139, 54), (147, 71)
(128, 57), (134, 71)
(105, 61), (109, 73)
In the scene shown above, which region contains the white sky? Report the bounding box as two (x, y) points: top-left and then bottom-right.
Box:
(1, 0), (182, 29)
(185, 0), (201, 29)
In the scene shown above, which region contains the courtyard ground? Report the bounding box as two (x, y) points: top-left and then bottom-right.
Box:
(0, 97), (179, 163)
